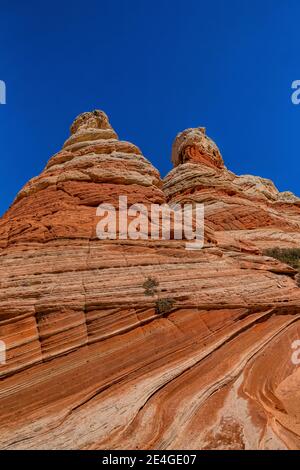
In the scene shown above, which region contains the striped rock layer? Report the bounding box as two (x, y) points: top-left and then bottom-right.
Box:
(165, 127), (300, 252)
(0, 112), (300, 450)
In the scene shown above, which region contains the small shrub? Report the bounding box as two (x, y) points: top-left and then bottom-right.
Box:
(155, 298), (175, 315)
(264, 247), (300, 269)
(143, 277), (159, 296)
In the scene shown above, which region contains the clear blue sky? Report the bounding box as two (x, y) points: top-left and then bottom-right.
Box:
(0, 0), (299, 215)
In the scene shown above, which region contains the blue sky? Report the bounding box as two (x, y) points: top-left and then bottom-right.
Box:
(0, 0), (299, 215)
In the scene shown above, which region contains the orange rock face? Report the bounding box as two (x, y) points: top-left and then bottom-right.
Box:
(165, 127), (300, 252)
(0, 111), (300, 450)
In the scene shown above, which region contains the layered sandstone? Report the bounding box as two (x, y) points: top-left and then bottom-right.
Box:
(165, 127), (300, 252)
(0, 110), (164, 249)
(0, 112), (300, 450)
(0, 110), (165, 375)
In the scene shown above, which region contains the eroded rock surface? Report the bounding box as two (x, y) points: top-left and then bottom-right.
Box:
(165, 127), (300, 252)
(0, 112), (300, 450)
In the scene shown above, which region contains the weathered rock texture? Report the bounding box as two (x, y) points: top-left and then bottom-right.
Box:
(166, 127), (300, 252)
(0, 112), (300, 450)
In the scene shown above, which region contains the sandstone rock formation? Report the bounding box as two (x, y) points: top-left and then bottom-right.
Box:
(165, 127), (300, 252)
(0, 111), (300, 450)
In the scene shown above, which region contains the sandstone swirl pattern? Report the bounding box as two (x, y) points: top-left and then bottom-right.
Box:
(0, 112), (300, 449)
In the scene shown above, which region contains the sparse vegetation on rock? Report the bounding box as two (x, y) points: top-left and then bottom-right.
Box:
(264, 247), (300, 270)
(155, 298), (175, 315)
(143, 277), (159, 296)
